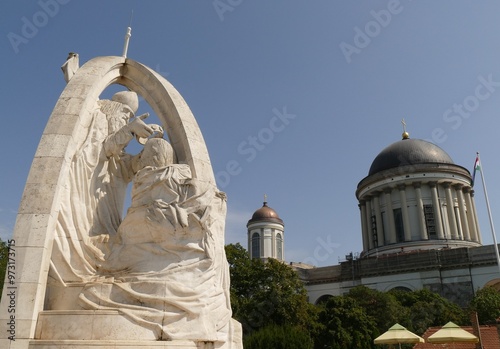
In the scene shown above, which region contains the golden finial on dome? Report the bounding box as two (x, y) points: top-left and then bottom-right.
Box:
(401, 118), (410, 139)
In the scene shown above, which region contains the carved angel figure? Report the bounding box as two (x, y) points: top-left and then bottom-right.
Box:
(50, 91), (153, 282)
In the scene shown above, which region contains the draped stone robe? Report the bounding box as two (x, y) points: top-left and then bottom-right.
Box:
(79, 164), (232, 341)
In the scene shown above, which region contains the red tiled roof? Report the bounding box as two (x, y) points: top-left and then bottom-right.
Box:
(413, 325), (500, 349)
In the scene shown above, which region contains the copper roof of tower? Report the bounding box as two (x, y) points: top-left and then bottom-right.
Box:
(247, 201), (284, 226)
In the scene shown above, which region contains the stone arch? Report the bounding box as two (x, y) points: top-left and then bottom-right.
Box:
(59, 56), (214, 184)
(0, 56), (215, 343)
(383, 282), (415, 292)
(315, 294), (334, 305)
(484, 278), (500, 291)
(117, 59), (214, 184)
(388, 286), (413, 292)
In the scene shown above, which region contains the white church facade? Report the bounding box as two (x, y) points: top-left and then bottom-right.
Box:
(247, 130), (500, 307)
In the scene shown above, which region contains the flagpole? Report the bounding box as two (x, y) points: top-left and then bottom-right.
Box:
(476, 152), (500, 274)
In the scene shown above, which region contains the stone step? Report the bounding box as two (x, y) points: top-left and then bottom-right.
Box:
(35, 310), (156, 341)
(29, 340), (211, 349)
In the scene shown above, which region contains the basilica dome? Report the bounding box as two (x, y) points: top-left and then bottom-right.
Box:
(356, 130), (478, 259)
(368, 137), (454, 176)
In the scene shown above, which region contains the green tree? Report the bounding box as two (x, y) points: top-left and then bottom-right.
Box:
(469, 286), (500, 324)
(346, 285), (407, 334)
(313, 295), (377, 349)
(225, 243), (314, 334)
(244, 324), (313, 349)
(0, 239), (8, 299)
(390, 288), (467, 333)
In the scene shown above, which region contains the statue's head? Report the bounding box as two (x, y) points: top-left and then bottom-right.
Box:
(139, 138), (175, 169)
(111, 91), (139, 114)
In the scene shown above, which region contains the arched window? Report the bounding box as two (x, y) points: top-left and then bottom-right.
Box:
(315, 294), (333, 305)
(251, 232), (260, 259)
(276, 233), (283, 260)
(390, 286), (412, 292)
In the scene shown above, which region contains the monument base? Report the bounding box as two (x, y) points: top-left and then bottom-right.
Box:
(29, 340), (211, 349)
(32, 310), (242, 349)
(35, 310), (156, 340)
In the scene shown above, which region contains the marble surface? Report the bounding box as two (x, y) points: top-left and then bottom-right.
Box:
(0, 56), (242, 349)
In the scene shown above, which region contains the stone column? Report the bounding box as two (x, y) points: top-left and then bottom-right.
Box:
(464, 187), (478, 242)
(359, 201), (369, 251)
(365, 197), (374, 250)
(444, 182), (459, 239)
(455, 184), (471, 241)
(430, 182), (445, 240)
(413, 182), (428, 240)
(398, 184), (412, 242)
(372, 193), (385, 247)
(384, 188), (397, 244)
(471, 190), (482, 243)
(454, 205), (463, 240)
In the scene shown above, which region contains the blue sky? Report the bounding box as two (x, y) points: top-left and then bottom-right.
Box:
(1, 1), (500, 267)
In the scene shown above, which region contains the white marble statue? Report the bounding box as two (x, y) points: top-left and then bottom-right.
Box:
(48, 91), (233, 342)
(79, 138), (232, 341)
(0, 55), (241, 349)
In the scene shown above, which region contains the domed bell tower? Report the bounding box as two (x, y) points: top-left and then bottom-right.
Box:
(247, 197), (285, 261)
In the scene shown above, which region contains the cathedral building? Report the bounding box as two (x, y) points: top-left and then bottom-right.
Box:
(247, 130), (500, 306)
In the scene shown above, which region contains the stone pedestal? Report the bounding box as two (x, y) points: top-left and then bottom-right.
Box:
(35, 311), (156, 340)
(29, 340), (207, 349)
(28, 310), (241, 349)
